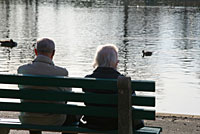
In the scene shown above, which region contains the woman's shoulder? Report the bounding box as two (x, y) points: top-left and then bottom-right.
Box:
(85, 67), (122, 79)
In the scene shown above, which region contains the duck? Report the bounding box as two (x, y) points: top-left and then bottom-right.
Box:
(142, 50), (152, 57)
(0, 39), (17, 48)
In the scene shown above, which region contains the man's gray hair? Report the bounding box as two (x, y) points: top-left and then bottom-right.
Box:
(36, 38), (55, 53)
(93, 44), (118, 68)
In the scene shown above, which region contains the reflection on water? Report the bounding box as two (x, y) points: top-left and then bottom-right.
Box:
(0, 0), (200, 115)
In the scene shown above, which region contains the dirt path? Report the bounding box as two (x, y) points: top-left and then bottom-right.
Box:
(145, 113), (200, 134)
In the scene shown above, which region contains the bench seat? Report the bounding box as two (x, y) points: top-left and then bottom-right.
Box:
(0, 118), (162, 134)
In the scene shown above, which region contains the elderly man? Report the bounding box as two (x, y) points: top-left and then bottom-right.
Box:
(17, 38), (76, 134)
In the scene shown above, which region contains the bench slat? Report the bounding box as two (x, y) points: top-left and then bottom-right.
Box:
(131, 80), (155, 92)
(0, 102), (155, 120)
(0, 102), (116, 117)
(0, 74), (117, 90)
(132, 95), (155, 107)
(0, 89), (155, 107)
(0, 74), (155, 91)
(132, 108), (155, 120)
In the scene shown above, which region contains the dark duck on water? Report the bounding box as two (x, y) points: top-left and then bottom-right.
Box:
(142, 50), (153, 57)
(0, 39), (17, 48)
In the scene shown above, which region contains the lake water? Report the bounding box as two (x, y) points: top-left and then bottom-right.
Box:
(0, 0), (200, 116)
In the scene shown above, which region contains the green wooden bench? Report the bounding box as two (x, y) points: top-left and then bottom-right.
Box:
(0, 74), (162, 134)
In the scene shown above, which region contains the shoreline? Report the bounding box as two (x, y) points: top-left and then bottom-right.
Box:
(156, 112), (200, 119)
(1, 112), (200, 134)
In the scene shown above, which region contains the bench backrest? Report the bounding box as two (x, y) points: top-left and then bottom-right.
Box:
(0, 74), (155, 123)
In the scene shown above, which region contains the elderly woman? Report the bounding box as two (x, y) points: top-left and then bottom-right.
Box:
(81, 44), (144, 130)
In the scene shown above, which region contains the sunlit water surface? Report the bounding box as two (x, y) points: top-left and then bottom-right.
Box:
(0, 0), (200, 115)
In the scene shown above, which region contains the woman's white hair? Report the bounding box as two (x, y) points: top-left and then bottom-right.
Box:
(93, 44), (118, 68)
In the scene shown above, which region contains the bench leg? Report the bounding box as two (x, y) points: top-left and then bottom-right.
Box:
(29, 130), (41, 134)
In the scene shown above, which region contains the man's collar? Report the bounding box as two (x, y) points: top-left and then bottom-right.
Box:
(33, 55), (54, 65)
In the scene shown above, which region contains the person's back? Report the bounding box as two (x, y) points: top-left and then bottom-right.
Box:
(81, 44), (144, 130)
(17, 38), (70, 127)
